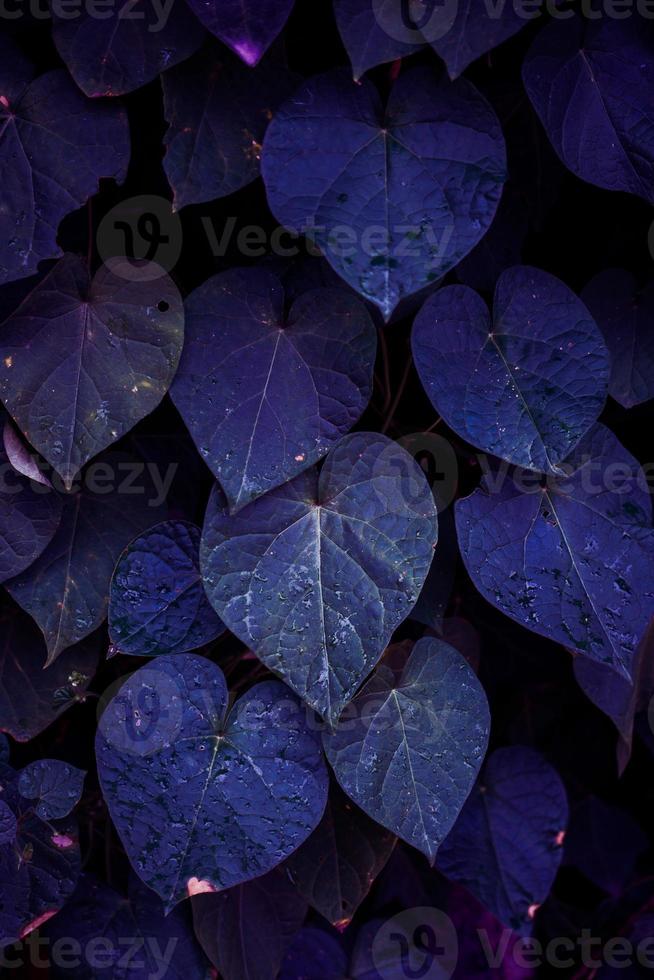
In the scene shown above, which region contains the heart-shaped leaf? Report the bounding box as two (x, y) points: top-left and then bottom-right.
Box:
(438, 746), (568, 935)
(582, 269), (654, 409)
(0, 38), (129, 286)
(261, 66), (506, 319)
(322, 637), (490, 861)
(18, 761), (85, 820)
(0, 254), (184, 490)
(96, 654), (329, 910)
(334, 0), (532, 80)
(162, 46), (297, 210)
(412, 266), (610, 474)
(109, 520), (224, 657)
(285, 782), (396, 928)
(183, 0), (294, 66)
(523, 16), (654, 203)
(201, 432), (438, 723)
(171, 268), (376, 510)
(52, 0), (204, 97)
(192, 867), (307, 980)
(456, 425), (654, 679)
(0, 442), (62, 584)
(0, 598), (100, 742)
(6, 455), (166, 662)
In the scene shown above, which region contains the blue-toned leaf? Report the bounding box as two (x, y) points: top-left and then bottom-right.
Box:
(0, 254), (184, 490)
(192, 866), (307, 980)
(285, 783), (396, 927)
(6, 456), (166, 663)
(261, 67), (506, 319)
(412, 266), (610, 474)
(280, 928), (348, 980)
(438, 746), (568, 935)
(96, 654), (328, 910)
(563, 796), (648, 898)
(171, 269), (376, 510)
(201, 432), (438, 723)
(44, 873), (210, 979)
(3, 418), (52, 488)
(52, 0), (204, 97)
(109, 521), (224, 657)
(323, 637), (490, 861)
(183, 0), (294, 65)
(334, 0), (533, 80)
(582, 269), (654, 409)
(0, 599), (100, 742)
(0, 442), (62, 584)
(456, 424), (654, 678)
(0, 803), (16, 846)
(162, 45), (296, 210)
(409, 506), (457, 632)
(0, 38), (129, 286)
(0, 765), (80, 949)
(18, 761), (85, 820)
(523, 16), (654, 203)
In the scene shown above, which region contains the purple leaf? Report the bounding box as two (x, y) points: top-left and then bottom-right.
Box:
(200, 432), (438, 723)
(18, 760), (85, 820)
(456, 424), (654, 679)
(0, 599), (100, 742)
(52, 0), (205, 97)
(437, 746), (568, 935)
(322, 637), (490, 862)
(523, 16), (654, 203)
(0, 254), (184, 491)
(261, 67), (506, 319)
(284, 783), (396, 928)
(0, 38), (129, 286)
(183, 0), (294, 66)
(96, 654), (328, 910)
(562, 796), (648, 897)
(162, 45), (297, 210)
(170, 268), (376, 510)
(412, 266), (610, 474)
(0, 441), (62, 584)
(0, 802), (16, 846)
(6, 454), (166, 662)
(3, 420), (51, 489)
(582, 269), (654, 409)
(109, 520), (224, 657)
(192, 867), (307, 979)
(279, 928), (348, 980)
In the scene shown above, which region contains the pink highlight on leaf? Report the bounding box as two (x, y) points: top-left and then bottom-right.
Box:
(232, 40), (261, 67)
(52, 833), (75, 849)
(0, 96), (8, 109)
(555, 830), (566, 846)
(19, 910), (56, 938)
(527, 904), (540, 920)
(187, 876), (217, 896)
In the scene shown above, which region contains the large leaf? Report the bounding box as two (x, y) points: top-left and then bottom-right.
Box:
(285, 783), (396, 928)
(280, 928), (348, 980)
(334, 0), (532, 80)
(456, 425), (654, 679)
(192, 867), (307, 980)
(261, 67), (506, 319)
(183, 0), (294, 65)
(412, 266), (610, 474)
(322, 637), (490, 862)
(582, 269), (654, 409)
(44, 873), (210, 979)
(0, 599), (100, 742)
(0, 39), (129, 286)
(200, 432), (438, 723)
(6, 456), (165, 662)
(96, 654), (329, 910)
(437, 746), (568, 935)
(0, 254), (184, 490)
(162, 45), (297, 210)
(109, 520), (224, 657)
(0, 442), (62, 583)
(522, 16), (654, 204)
(52, 0), (204, 97)
(171, 269), (376, 510)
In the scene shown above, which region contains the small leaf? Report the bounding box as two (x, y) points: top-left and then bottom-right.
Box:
(18, 761), (85, 820)
(438, 746), (568, 935)
(201, 432), (438, 723)
(171, 268), (376, 510)
(323, 637), (490, 862)
(96, 654), (328, 910)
